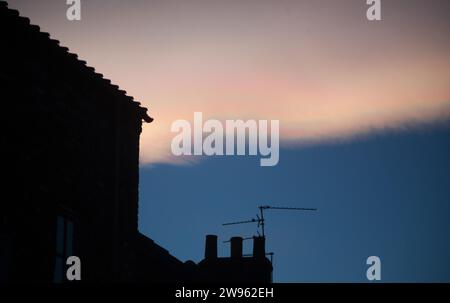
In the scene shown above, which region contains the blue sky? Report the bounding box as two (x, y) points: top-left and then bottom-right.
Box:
(139, 123), (450, 282)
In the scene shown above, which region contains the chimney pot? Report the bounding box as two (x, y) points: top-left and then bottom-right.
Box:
(204, 234), (217, 259)
(253, 236), (266, 258)
(230, 237), (243, 258)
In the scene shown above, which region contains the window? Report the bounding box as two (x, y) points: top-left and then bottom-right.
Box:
(54, 215), (74, 283)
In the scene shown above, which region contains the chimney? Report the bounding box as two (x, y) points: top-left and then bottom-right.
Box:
(230, 237), (243, 258)
(253, 236), (266, 259)
(204, 234), (217, 259)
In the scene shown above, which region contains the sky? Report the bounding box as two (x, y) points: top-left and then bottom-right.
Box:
(8, 0), (450, 281)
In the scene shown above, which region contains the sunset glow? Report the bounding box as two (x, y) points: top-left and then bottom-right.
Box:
(9, 0), (450, 165)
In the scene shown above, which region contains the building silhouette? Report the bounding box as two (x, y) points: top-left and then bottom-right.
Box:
(0, 1), (272, 283)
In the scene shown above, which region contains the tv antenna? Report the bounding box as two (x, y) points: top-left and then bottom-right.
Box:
(223, 205), (317, 237)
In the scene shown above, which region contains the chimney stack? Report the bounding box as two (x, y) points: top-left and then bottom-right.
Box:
(204, 234), (217, 259)
(253, 236), (266, 259)
(230, 237), (243, 258)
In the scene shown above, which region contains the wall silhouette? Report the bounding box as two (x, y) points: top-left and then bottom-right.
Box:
(0, 0), (271, 283)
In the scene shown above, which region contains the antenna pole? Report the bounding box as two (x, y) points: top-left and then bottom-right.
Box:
(259, 206), (265, 238)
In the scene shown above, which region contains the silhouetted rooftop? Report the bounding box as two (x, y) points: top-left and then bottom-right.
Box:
(0, 0), (153, 123)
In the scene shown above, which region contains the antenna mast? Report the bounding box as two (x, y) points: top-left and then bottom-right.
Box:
(258, 205), (317, 237)
(223, 205), (317, 238)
